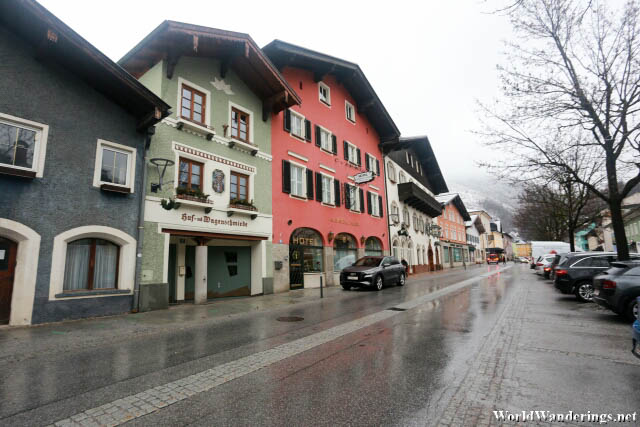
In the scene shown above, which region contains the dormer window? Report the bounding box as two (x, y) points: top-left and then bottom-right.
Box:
(318, 82), (331, 106)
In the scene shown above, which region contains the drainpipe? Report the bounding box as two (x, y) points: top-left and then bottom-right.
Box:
(132, 126), (155, 312)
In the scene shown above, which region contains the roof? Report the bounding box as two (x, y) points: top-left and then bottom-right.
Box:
(469, 209), (493, 221)
(380, 135), (449, 194)
(119, 21), (301, 114)
(262, 40), (400, 140)
(435, 193), (471, 221)
(0, 0), (170, 131)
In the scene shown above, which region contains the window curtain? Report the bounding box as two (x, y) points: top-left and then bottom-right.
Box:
(63, 242), (90, 290)
(93, 242), (118, 289)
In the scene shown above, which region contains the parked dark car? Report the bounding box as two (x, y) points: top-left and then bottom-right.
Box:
(592, 261), (640, 320)
(549, 252), (581, 281)
(340, 256), (406, 291)
(554, 252), (640, 302)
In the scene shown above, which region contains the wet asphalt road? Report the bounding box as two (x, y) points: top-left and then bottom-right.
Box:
(1, 264), (638, 426)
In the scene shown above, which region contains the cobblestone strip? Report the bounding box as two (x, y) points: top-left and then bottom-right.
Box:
(48, 267), (511, 427)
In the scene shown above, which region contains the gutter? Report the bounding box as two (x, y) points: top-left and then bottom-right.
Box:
(133, 127), (155, 312)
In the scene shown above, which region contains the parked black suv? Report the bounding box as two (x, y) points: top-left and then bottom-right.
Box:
(593, 261), (640, 320)
(554, 252), (640, 302)
(340, 256), (406, 291)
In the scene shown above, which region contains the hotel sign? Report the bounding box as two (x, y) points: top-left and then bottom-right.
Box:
(353, 171), (374, 184)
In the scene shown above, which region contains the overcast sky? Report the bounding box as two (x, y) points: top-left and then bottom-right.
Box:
(39, 0), (513, 185)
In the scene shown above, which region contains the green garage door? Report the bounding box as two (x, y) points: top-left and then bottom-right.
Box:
(207, 246), (251, 298)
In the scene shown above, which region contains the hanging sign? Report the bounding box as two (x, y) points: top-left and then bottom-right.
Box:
(353, 171), (374, 184)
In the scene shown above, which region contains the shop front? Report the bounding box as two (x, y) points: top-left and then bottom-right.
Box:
(289, 228), (324, 290)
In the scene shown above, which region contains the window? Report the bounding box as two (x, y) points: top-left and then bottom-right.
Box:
(230, 171), (249, 202)
(346, 142), (358, 164)
(370, 192), (381, 217)
(365, 237), (382, 256)
(319, 127), (332, 152)
(321, 174), (333, 204)
(0, 113), (48, 177)
(347, 184), (359, 211)
(387, 161), (396, 182)
(318, 82), (331, 106)
(403, 207), (410, 226)
(181, 84), (206, 124)
(178, 158), (204, 191)
(334, 233), (357, 271)
(93, 140), (136, 192)
(366, 154), (379, 175)
(290, 163), (305, 197)
(391, 202), (399, 224)
(63, 238), (119, 291)
(399, 172), (407, 184)
(230, 107), (250, 143)
(291, 111), (305, 139)
(345, 101), (355, 122)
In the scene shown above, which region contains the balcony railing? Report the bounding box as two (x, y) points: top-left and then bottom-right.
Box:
(397, 182), (442, 217)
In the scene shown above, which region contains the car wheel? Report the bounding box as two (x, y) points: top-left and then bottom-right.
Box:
(397, 273), (405, 287)
(625, 298), (639, 321)
(341, 285), (351, 291)
(374, 275), (384, 291)
(575, 281), (594, 302)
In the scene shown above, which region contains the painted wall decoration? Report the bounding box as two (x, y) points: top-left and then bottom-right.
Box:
(212, 169), (225, 193)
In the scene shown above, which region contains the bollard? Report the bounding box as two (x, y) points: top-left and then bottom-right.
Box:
(320, 275), (323, 298)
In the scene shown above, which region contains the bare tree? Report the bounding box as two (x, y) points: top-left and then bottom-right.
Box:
(478, 0), (640, 259)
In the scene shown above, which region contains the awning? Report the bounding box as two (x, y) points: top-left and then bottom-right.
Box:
(397, 182), (442, 217)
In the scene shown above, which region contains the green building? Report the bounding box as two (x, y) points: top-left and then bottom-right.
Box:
(119, 21), (300, 308)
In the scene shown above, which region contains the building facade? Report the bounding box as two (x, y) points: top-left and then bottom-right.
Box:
(436, 194), (471, 268)
(469, 210), (492, 263)
(381, 136), (448, 273)
(0, 0), (169, 325)
(263, 40), (400, 292)
(465, 215), (485, 263)
(120, 22), (300, 304)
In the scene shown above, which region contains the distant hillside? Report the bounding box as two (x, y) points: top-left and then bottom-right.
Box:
(446, 175), (520, 232)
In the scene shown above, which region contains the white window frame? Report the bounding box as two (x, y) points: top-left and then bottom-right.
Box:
(347, 183), (360, 211)
(345, 100), (355, 123)
(366, 154), (377, 174)
(345, 141), (358, 165)
(0, 112), (49, 178)
(228, 101), (255, 145)
(387, 161), (396, 182)
(318, 81), (331, 106)
(391, 202), (400, 224)
(290, 161), (306, 198)
(177, 77), (212, 128)
(321, 173), (334, 205)
(370, 192), (381, 217)
(93, 139), (137, 193)
(399, 172), (406, 184)
(318, 126), (333, 152)
(290, 110), (306, 140)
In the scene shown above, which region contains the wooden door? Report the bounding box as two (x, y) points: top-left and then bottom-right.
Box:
(0, 237), (17, 325)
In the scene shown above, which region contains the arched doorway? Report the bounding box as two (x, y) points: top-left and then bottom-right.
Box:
(365, 237), (383, 256)
(334, 233), (357, 271)
(428, 245), (434, 271)
(289, 228), (323, 290)
(0, 237), (17, 325)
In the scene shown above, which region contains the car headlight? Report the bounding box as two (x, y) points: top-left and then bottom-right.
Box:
(363, 274), (373, 278)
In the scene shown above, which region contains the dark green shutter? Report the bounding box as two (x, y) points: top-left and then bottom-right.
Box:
(315, 172), (322, 202)
(356, 148), (361, 166)
(315, 125), (321, 147)
(365, 154), (370, 171)
(376, 159), (380, 176)
(284, 109), (291, 132)
(332, 135), (337, 154)
(306, 169), (314, 199)
(305, 119), (312, 142)
(378, 194), (383, 217)
(343, 141), (348, 160)
(359, 188), (364, 212)
(367, 191), (372, 215)
(282, 160), (291, 194)
(334, 179), (341, 206)
(344, 183), (350, 209)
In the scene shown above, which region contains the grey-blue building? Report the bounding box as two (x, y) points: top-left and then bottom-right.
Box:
(0, 0), (169, 325)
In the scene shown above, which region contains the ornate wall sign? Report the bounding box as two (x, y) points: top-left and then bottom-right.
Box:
(212, 169), (225, 193)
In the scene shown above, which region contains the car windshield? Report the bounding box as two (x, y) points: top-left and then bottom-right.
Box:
(353, 257), (381, 267)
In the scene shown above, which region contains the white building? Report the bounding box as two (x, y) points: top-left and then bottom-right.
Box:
(469, 210), (492, 262)
(380, 136), (448, 273)
(465, 215), (485, 263)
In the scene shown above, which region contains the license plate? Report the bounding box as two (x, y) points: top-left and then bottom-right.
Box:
(348, 275), (358, 280)
(594, 289), (600, 296)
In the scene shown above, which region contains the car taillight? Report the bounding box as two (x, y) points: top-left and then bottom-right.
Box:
(555, 269), (567, 276)
(602, 280), (616, 289)
(544, 267), (550, 272)
(536, 262), (543, 266)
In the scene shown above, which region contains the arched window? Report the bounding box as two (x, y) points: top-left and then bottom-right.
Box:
(386, 161), (396, 182)
(290, 228), (323, 273)
(413, 213), (418, 232)
(333, 233), (357, 271)
(391, 202), (400, 224)
(399, 172), (406, 184)
(365, 237), (383, 256)
(392, 238), (400, 260)
(403, 207), (410, 226)
(64, 238), (120, 290)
